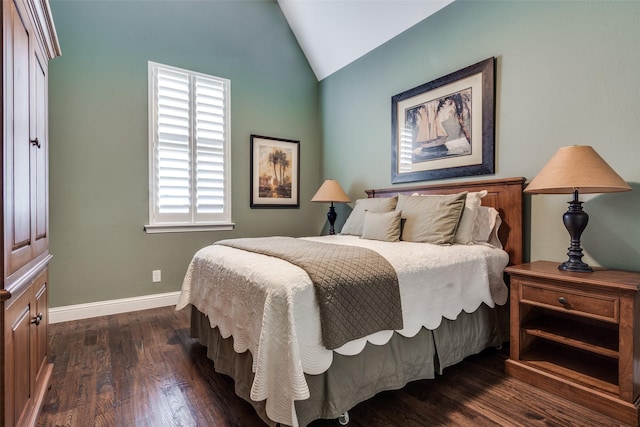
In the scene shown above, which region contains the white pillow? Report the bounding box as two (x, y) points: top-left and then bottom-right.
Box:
(340, 196), (398, 236)
(361, 210), (402, 242)
(454, 190), (488, 244)
(472, 206), (503, 248)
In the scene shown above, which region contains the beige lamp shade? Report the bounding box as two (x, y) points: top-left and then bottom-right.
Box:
(525, 145), (631, 194)
(311, 179), (351, 203)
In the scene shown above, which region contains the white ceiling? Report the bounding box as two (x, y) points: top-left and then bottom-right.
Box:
(277, 0), (454, 80)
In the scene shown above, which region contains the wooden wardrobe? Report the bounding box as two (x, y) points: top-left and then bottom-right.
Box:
(1, 0), (60, 425)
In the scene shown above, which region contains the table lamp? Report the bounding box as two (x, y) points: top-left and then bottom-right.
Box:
(311, 179), (351, 235)
(525, 145), (631, 272)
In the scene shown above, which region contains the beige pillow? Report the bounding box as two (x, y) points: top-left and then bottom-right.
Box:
(396, 192), (467, 244)
(454, 190), (488, 244)
(340, 196), (398, 236)
(361, 210), (402, 242)
(472, 206), (503, 248)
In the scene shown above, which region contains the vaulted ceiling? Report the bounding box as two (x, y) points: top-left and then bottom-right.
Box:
(277, 0), (454, 80)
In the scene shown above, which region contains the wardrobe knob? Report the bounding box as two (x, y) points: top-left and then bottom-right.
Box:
(31, 313), (43, 325)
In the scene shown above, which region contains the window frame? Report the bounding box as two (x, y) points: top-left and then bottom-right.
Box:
(145, 61), (234, 233)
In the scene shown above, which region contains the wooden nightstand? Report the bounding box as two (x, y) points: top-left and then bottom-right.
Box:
(505, 261), (640, 426)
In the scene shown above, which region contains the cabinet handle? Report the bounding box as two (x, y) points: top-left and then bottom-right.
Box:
(558, 296), (568, 305)
(31, 313), (43, 325)
(30, 137), (41, 148)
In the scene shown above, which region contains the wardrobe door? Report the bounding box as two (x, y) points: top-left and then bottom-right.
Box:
(4, 289), (34, 427)
(33, 273), (50, 393)
(31, 42), (49, 261)
(5, 0), (34, 278)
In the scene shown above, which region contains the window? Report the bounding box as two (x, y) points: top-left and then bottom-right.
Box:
(145, 62), (233, 233)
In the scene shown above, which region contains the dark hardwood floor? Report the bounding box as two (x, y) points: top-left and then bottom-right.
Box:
(38, 306), (627, 426)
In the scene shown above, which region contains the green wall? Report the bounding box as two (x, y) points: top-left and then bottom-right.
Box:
(48, 0), (323, 307)
(321, 0), (640, 271)
(48, 0), (640, 308)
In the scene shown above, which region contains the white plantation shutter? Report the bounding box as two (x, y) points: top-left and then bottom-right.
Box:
(194, 76), (226, 215)
(156, 67), (190, 218)
(147, 62), (232, 232)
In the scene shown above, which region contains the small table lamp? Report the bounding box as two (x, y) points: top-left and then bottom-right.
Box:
(525, 145), (631, 272)
(311, 179), (351, 235)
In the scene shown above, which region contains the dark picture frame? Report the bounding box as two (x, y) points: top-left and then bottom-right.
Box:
(250, 134), (300, 208)
(391, 57), (496, 184)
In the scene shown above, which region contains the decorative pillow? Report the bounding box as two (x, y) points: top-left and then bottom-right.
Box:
(396, 192), (467, 244)
(472, 206), (503, 248)
(340, 196), (398, 236)
(454, 190), (488, 245)
(361, 210), (402, 242)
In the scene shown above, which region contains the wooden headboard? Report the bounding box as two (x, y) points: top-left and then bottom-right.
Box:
(365, 177), (526, 265)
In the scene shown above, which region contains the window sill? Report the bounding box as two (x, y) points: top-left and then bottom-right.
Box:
(144, 223), (235, 234)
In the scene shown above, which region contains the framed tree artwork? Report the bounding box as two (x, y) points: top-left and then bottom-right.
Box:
(250, 134), (300, 208)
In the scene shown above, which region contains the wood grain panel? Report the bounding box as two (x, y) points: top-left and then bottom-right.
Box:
(520, 281), (618, 322)
(6, 291), (33, 427)
(8, 0), (33, 277)
(34, 279), (48, 388)
(32, 49), (48, 254)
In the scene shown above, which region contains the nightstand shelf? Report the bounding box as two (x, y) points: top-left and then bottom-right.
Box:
(522, 315), (619, 358)
(506, 261), (640, 426)
(522, 341), (619, 393)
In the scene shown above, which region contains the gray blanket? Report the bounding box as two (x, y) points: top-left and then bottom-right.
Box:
(216, 237), (403, 350)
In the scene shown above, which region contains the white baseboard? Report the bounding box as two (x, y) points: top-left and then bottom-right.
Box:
(49, 291), (181, 324)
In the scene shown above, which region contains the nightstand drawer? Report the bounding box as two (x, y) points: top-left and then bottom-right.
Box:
(520, 281), (619, 323)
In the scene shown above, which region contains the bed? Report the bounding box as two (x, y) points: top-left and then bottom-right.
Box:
(176, 177), (525, 426)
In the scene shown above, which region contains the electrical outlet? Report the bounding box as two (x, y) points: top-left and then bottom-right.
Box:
(152, 270), (161, 283)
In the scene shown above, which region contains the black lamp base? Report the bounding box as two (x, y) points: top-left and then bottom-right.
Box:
(558, 190), (593, 273)
(327, 203), (337, 235)
(558, 260), (593, 273)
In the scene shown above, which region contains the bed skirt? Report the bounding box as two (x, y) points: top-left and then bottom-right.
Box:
(189, 303), (508, 427)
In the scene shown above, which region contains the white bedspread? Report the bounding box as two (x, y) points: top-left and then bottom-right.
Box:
(176, 235), (509, 426)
